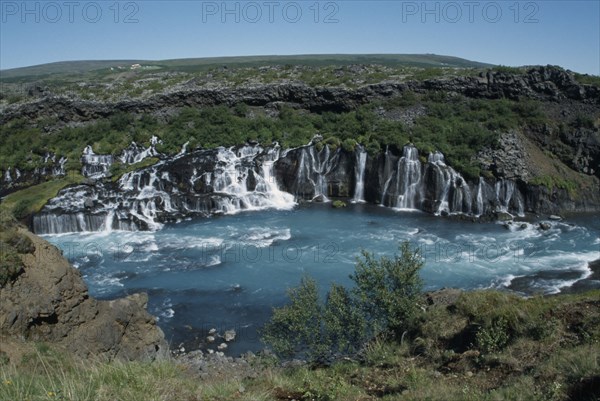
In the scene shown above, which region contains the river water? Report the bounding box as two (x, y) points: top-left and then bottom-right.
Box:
(43, 204), (600, 354)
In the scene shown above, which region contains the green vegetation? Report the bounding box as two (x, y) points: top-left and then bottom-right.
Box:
(0, 172), (83, 219)
(109, 157), (160, 181)
(351, 243), (424, 337)
(574, 73), (600, 87)
(0, 54), (491, 81)
(530, 175), (578, 196)
(2, 289), (598, 400)
(0, 211), (31, 287)
(1, 91), (551, 181)
(331, 200), (347, 208)
(262, 243), (423, 361)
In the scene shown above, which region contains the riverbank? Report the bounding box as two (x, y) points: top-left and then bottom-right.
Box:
(2, 288), (598, 401)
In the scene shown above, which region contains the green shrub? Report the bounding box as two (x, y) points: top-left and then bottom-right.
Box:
(341, 138), (357, 152)
(475, 316), (510, 354)
(365, 141), (381, 156)
(0, 245), (24, 287)
(351, 242), (424, 337)
(12, 199), (33, 220)
(261, 276), (326, 361)
(262, 242), (424, 361)
(323, 284), (367, 355)
(332, 200), (347, 208)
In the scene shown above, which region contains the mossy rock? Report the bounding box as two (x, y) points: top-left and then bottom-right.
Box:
(332, 200), (347, 208)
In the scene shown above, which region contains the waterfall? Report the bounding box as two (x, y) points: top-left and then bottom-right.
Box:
(104, 210), (115, 232)
(213, 145), (295, 212)
(352, 147), (367, 203)
(81, 146), (114, 178)
(294, 145), (338, 201)
(378, 145), (423, 209)
(258, 147), (296, 209)
(495, 179), (525, 216)
(32, 144), (297, 235)
(395, 146), (422, 210)
(476, 178), (485, 216)
(120, 136), (162, 164)
(33, 142), (532, 235)
(4, 168), (12, 183)
(176, 141), (190, 158)
(380, 147), (396, 205)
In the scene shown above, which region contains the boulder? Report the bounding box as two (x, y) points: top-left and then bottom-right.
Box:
(495, 212), (514, 222)
(0, 229), (167, 361)
(224, 329), (236, 342)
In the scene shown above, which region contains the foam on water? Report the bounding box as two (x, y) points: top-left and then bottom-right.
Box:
(43, 205), (600, 354)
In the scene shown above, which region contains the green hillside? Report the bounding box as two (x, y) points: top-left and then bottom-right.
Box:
(0, 54), (493, 81)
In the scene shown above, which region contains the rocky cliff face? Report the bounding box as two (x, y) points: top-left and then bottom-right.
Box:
(2, 65), (599, 230)
(29, 141), (600, 235)
(1, 67), (598, 128)
(0, 228), (167, 360)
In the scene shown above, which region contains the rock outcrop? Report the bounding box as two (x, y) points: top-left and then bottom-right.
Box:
(1, 66), (598, 127)
(29, 141), (600, 235)
(0, 228), (167, 360)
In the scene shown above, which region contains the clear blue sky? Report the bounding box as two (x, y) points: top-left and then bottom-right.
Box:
(1, 0), (599, 74)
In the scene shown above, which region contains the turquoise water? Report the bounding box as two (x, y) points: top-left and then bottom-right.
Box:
(44, 204), (600, 354)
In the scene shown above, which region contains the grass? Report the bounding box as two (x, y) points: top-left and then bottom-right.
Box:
(1, 290), (598, 400)
(109, 157), (160, 182)
(529, 175), (579, 196)
(0, 171), (84, 218)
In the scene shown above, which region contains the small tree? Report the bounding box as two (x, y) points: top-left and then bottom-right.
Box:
(323, 283), (367, 356)
(261, 276), (326, 361)
(351, 242), (424, 337)
(262, 242), (424, 360)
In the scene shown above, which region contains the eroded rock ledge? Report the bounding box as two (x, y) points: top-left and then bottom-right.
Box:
(0, 228), (167, 360)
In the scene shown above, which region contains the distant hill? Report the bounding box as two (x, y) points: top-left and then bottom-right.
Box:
(0, 54), (494, 80)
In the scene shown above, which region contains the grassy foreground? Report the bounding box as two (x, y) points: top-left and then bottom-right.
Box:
(1, 289), (598, 401)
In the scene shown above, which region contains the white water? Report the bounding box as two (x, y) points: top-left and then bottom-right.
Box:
(34, 144), (532, 235)
(476, 177), (485, 216)
(213, 146), (296, 213)
(396, 146), (422, 210)
(81, 146), (114, 178)
(295, 146), (339, 202)
(352, 147), (367, 203)
(43, 207), (600, 355)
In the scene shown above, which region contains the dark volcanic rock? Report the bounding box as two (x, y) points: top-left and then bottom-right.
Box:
(2, 66), (598, 128)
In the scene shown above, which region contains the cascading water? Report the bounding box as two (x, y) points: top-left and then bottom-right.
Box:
(379, 145), (423, 209)
(120, 136), (161, 164)
(380, 147), (396, 205)
(496, 179), (525, 216)
(33, 143), (532, 235)
(476, 177), (485, 216)
(258, 147), (296, 209)
(81, 146), (114, 178)
(352, 147), (367, 203)
(294, 145), (339, 201)
(34, 144), (296, 234)
(427, 152), (473, 215)
(212, 146), (295, 212)
(395, 146), (422, 210)
(3, 169), (12, 183)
